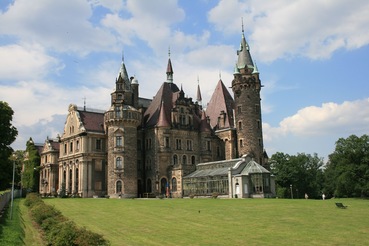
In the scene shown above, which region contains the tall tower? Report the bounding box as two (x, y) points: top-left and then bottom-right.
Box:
(231, 27), (265, 166)
(104, 56), (141, 198)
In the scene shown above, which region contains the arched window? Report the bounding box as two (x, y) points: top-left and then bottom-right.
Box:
(161, 178), (167, 195)
(173, 154), (178, 165)
(182, 155), (187, 165)
(75, 168), (79, 191)
(191, 156), (196, 165)
(116, 180), (122, 193)
(116, 157), (122, 169)
(172, 177), (177, 191)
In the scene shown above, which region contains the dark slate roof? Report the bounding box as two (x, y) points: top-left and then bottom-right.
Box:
(144, 82), (180, 127)
(237, 32), (254, 69)
(78, 110), (105, 133)
(156, 101), (171, 127)
(49, 140), (60, 151)
(205, 79), (235, 129)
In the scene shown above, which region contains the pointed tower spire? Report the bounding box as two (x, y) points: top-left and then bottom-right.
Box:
(166, 47), (173, 83)
(196, 76), (202, 105)
(117, 50), (130, 91)
(237, 19), (254, 70)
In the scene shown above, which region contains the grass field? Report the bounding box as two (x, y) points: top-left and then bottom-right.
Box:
(43, 198), (369, 246)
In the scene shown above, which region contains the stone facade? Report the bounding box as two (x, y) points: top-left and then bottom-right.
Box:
(38, 29), (269, 198)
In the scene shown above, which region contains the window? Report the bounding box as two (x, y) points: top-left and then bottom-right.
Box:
(240, 139), (243, 147)
(172, 178), (177, 191)
(238, 105), (242, 114)
(115, 106), (121, 118)
(180, 115), (186, 125)
(186, 140), (192, 151)
(206, 140), (211, 151)
(70, 142), (73, 153)
(173, 154), (178, 165)
(191, 156), (196, 165)
(116, 136), (122, 147)
(44, 155), (47, 163)
(64, 144), (67, 154)
(238, 121), (242, 130)
(182, 155), (187, 165)
(165, 137), (170, 148)
(76, 140), (80, 150)
(116, 180), (122, 193)
(146, 138), (152, 150)
(96, 139), (101, 150)
(257, 120), (260, 129)
(116, 157), (122, 169)
(176, 139), (182, 150)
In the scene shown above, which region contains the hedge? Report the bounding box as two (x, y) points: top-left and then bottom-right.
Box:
(24, 193), (109, 245)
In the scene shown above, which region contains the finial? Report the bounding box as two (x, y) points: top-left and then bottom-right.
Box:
(83, 96), (86, 111)
(241, 17), (244, 33)
(197, 75), (199, 84)
(121, 50), (124, 63)
(168, 46), (171, 58)
(219, 70), (222, 80)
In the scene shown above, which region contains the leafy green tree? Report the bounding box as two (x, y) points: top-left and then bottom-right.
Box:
(22, 138), (40, 192)
(270, 152), (324, 199)
(324, 134), (369, 198)
(0, 101), (18, 190)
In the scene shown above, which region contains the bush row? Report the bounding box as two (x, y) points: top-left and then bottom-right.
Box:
(24, 193), (110, 246)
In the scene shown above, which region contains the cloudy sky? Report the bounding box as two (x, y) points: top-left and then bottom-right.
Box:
(1, 0), (369, 161)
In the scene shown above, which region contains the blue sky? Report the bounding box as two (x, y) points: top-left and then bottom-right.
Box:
(1, 0), (369, 162)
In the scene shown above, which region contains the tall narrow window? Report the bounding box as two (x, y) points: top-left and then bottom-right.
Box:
(238, 121), (242, 130)
(172, 178), (177, 191)
(116, 136), (122, 146)
(187, 140), (192, 151)
(96, 139), (101, 150)
(206, 141), (211, 151)
(238, 105), (242, 114)
(176, 139), (182, 150)
(115, 106), (121, 118)
(116, 157), (122, 169)
(165, 137), (170, 148)
(76, 140), (80, 150)
(173, 154), (178, 165)
(70, 142), (73, 152)
(116, 180), (122, 193)
(182, 155), (187, 165)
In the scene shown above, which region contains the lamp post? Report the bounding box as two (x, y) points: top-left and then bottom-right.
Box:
(9, 156), (15, 220)
(290, 184), (293, 199)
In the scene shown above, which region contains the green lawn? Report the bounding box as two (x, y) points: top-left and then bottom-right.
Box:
(43, 198), (369, 246)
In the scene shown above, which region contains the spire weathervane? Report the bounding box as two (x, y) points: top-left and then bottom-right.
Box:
(241, 17), (244, 33)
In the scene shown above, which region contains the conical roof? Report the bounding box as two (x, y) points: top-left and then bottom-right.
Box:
(237, 32), (254, 69)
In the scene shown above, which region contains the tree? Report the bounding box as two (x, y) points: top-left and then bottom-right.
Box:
(0, 101), (18, 190)
(22, 138), (41, 192)
(324, 134), (369, 198)
(270, 152), (324, 199)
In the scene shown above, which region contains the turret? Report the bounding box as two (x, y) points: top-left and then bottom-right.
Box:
(231, 26), (265, 167)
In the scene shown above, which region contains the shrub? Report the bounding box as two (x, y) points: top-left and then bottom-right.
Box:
(74, 227), (110, 246)
(30, 202), (61, 225)
(24, 193), (42, 207)
(212, 192), (219, 199)
(48, 220), (78, 246)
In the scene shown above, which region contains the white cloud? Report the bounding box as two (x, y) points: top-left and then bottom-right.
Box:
(208, 0), (369, 62)
(264, 98), (369, 141)
(0, 44), (61, 80)
(0, 0), (118, 54)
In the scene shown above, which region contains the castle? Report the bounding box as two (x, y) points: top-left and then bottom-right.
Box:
(37, 29), (275, 198)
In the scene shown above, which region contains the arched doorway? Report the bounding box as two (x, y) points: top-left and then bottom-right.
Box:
(160, 178), (167, 195)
